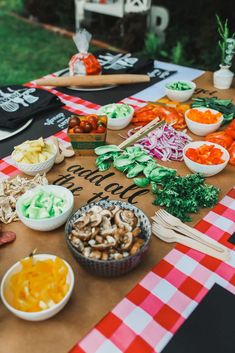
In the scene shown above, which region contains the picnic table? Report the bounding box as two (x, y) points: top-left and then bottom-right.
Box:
(0, 62), (234, 353)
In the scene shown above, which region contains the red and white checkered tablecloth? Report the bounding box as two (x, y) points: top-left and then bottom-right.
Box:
(0, 72), (147, 180)
(68, 188), (235, 353)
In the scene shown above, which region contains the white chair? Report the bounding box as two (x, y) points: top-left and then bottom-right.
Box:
(74, 0), (169, 40)
(75, 0), (151, 30)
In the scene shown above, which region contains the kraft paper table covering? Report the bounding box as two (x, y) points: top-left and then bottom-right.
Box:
(0, 71), (234, 353)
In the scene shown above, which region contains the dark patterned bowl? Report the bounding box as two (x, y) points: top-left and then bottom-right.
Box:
(64, 200), (152, 277)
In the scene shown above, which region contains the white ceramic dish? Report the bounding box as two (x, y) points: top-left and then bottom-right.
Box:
(165, 80), (196, 102)
(183, 141), (229, 177)
(11, 140), (57, 176)
(0, 254), (74, 321)
(0, 119), (33, 142)
(185, 107), (223, 136)
(16, 185), (74, 231)
(98, 104), (134, 130)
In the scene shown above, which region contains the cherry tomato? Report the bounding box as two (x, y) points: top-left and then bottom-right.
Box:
(69, 116), (80, 128)
(97, 125), (106, 133)
(87, 115), (98, 129)
(99, 116), (107, 125)
(97, 121), (106, 128)
(74, 126), (84, 133)
(83, 122), (93, 133)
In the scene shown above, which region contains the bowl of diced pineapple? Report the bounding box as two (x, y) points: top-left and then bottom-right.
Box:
(11, 137), (57, 176)
(0, 254), (74, 321)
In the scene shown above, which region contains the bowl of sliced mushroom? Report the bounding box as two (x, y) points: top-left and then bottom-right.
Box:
(65, 200), (152, 277)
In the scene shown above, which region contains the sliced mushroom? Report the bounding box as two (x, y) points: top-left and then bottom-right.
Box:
(95, 235), (103, 244)
(51, 137), (65, 164)
(113, 228), (126, 243)
(132, 227), (141, 237)
(111, 253), (123, 260)
(114, 210), (132, 231)
(121, 232), (133, 250)
(89, 205), (103, 214)
(89, 250), (102, 259)
(108, 205), (120, 216)
(71, 226), (93, 240)
(83, 247), (91, 258)
(120, 210), (138, 228)
(99, 216), (115, 236)
(91, 236), (117, 250)
(59, 142), (75, 157)
(74, 214), (90, 229)
(130, 238), (144, 255)
(71, 236), (84, 252)
(101, 251), (109, 261)
(100, 209), (112, 218)
(90, 213), (102, 227)
(91, 227), (100, 238)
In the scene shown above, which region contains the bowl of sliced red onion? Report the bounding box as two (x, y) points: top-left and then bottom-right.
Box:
(128, 124), (192, 162)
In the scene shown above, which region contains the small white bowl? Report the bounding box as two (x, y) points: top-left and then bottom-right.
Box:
(16, 185), (74, 231)
(0, 254), (74, 321)
(11, 141), (57, 176)
(165, 81), (196, 102)
(98, 103), (134, 130)
(185, 107), (223, 136)
(183, 141), (229, 177)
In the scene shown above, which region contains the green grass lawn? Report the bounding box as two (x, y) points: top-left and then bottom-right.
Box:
(0, 11), (96, 86)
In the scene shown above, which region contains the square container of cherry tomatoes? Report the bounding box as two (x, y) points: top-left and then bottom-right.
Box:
(67, 114), (107, 155)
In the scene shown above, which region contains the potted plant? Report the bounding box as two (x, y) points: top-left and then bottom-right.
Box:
(213, 15), (235, 89)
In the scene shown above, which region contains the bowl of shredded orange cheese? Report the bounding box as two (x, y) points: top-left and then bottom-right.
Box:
(0, 254), (74, 321)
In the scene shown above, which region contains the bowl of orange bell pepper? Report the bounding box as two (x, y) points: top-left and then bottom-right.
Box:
(185, 107), (223, 136)
(183, 141), (230, 176)
(0, 254), (74, 321)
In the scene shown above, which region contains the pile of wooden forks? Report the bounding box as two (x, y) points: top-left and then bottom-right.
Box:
(152, 209), (230, 262)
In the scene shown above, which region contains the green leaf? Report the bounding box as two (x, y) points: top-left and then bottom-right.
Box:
(126, 164), (145, 178)
(149, 167), (176, 184)
(134, 177), (150, 187)
(113, 156), (134, 169)
(143, 162), (159, 178)
(97, 162), (111, 171)
(95, 145), (121, 155)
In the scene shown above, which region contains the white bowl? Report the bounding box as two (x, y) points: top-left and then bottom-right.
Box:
(183, 141), (229, 177)
(185, 107), (223, 136)
(98, 104), (134, 130)
(0, 254), (74, 321)
(11, 141), (57, 176)
(165, 81), (196, 102)
(16, 185), (74, 231)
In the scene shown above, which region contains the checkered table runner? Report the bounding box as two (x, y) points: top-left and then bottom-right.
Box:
(69, 188), (235, 353)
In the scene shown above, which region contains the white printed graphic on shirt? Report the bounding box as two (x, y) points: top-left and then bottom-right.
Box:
(0, 88), (39, 112)
(44, 113), (68, 129)
(98, 53), (138, 70)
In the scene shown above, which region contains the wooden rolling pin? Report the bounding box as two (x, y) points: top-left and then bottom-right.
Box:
(35, 74), (150, 87)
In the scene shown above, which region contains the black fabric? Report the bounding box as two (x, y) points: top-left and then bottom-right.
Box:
(0, 108), (71, 159)
(0, 85), (63, 130)
(162, 284), (235, 353)
(228, 232), (235, 245)
(95, 50), (153, 75)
